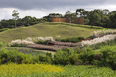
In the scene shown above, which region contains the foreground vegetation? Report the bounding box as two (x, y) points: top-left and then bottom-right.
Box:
(0, 63), (64, 77)
(0, 64), (115, 77)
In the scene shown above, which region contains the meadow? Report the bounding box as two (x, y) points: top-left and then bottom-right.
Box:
(1, 22), (116, 77)
(0, 22), (104, 43)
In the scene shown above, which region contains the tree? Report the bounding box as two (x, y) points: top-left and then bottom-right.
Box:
(64, 11), (72, 23)
(88, 12), (101, 26)
(109, 12), (116, 28)
(76, 9), (85, 17)
(12, 10), (19, 28)
(49, 13), (63, 18)
(22, 16), (32, 26)
(1, 19), (10, 28)
(103, 9), (109, 15)
(43, 13), (63, 22)
(64, 11), (77, 18)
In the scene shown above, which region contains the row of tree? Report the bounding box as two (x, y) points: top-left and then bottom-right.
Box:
(0, 10), (47, 29)
(75, 9), (116, 28)
(0, 9), (116, 29)
(44, 9), (116, 28)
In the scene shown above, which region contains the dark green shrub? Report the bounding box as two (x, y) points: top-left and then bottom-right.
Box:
(45, 56), (52, 64)
(53, 49), (71, 65)
(87, 35), (95, 39)
(69, 54), (82, 65)
(39, 55), (52, 64)
(55, 37), (84, 43)
(36, 40), (50, 44)
(39, 55), (47, 62)
(99, 46), (116, 70)
(46, 52), (52, 58)
(78, 47), (95, 64)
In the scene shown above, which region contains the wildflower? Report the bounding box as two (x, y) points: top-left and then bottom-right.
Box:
(9, 36), (55, 46)
(82, 34), (116, 46)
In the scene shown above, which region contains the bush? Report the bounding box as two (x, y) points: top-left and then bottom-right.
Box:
(36, 40), (49, 44)
(99, 46), (116, 70)
(53, 48), (71, 65)
(55, 37), (84, 43)
(0, 48), (39, 64)
(87, 35), (96, 39)
(39, 54), (52, 64)
(78, 47), (95, 64)
(46, 52), (52, 58)
(69, 53), (82, 65)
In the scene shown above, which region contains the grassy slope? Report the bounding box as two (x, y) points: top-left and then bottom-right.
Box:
(0, 23), (104, 43)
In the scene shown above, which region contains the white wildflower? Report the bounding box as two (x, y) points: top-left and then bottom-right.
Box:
(91, 29), (116, 37)
(9, 36), (55, 46)
(82, 34), (116, 46)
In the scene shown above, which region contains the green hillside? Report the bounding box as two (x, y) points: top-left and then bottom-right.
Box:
(0, 22), (104, 43)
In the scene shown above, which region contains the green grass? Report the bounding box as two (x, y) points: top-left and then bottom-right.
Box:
(0, 22), (105, 43)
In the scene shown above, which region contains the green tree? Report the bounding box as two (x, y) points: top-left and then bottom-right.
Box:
(43, 13), (63, 22)
(0, 22), (2, 29)
(64, 11), (77, 18)
(12, 10), (19, 28)
(90, 12), (101, 26)
(76, 9), (85, 17)
(103, 9), (109, 15)
(109, 12), (116, 28)
(64, 11), (77, 23)
(1, 19), (10, 28)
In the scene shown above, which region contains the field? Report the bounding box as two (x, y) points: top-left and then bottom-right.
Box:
(0, 64), (115, 77)
(1, 22), (116, 77)
(0, 22), (104, 43)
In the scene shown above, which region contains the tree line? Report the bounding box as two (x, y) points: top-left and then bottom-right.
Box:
(0, 9), (116, 29)
(44, 9), (116, 28)
(0, 10), (47, 29)
(75, 9), (116, 28)
(0, 16), (47, 29)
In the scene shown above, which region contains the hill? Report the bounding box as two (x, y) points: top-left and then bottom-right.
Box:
(0, 22), (104, 43)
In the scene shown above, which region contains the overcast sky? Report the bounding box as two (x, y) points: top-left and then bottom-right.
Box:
(0, 0), (116, 20)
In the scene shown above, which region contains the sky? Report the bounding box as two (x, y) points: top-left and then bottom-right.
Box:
(0, 0), (116, 20)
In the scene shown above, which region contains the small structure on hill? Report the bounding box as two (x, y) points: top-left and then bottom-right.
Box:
(51, 17), (84, 25)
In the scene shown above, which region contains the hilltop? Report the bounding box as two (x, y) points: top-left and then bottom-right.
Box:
(0, 22), (104, 43)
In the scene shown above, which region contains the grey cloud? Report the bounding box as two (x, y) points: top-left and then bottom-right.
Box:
(0, 0), (107, 10)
